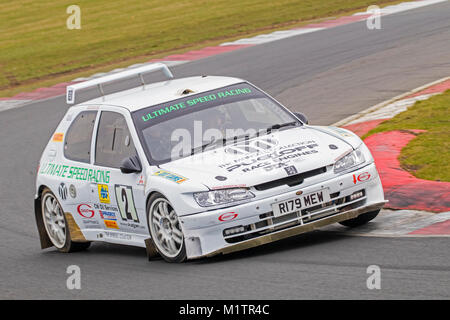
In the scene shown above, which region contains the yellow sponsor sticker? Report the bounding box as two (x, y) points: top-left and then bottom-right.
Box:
(52, 133), (64, 142)
(97, 184), (110, 203)
(104, 220), (119, 229)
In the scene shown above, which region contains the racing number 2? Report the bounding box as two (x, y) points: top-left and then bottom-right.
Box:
(115, 185), (139, 222)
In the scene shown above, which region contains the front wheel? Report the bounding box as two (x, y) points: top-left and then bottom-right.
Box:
(41, 188), (91, 252)
(147, 193), (186, 263)
(339, 209), (380, 228)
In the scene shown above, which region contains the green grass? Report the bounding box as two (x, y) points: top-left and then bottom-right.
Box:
(0, 0), (403, 97)
(364, 90), (450, 182)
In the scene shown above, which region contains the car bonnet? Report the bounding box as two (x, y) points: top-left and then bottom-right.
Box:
(158, 126), (353, 189)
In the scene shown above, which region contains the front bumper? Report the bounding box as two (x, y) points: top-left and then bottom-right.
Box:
(180, 163), (386, 259)
(205, 201), (386, 257)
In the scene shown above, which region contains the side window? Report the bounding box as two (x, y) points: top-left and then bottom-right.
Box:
(64, 111), (97, 163)
(95, 111), (136, 168)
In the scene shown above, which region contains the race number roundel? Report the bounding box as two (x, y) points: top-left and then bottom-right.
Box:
(115, 185), (139, 223)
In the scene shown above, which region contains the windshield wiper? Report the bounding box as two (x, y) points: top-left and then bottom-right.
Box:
(192, 123), (298, 155)
(190, 133), (257, 155)
(190, 137), (227, 155)
(265, 121), (299, 132)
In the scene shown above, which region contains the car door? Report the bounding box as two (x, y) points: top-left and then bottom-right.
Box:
(91, 108), (147, 239)
(61, 109), (103, 232)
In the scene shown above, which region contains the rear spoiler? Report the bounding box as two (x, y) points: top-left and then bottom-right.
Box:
(66, 63), (174, 104)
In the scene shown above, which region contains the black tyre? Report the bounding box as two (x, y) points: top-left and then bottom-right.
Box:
(339, 209), (380, 228)
(41, 188), (91, 253)
(146, 192), (186, 263)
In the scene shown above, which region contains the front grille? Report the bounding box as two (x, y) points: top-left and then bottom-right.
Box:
(223, 189), (366, 243)
(254, 166), (327, 191)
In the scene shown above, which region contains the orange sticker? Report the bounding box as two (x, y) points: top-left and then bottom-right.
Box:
(52, 133), (64, 142)
(104, 220), (119, 229)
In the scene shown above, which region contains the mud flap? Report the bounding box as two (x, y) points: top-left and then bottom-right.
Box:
(144, 238), (160, 261)
(64, 212), (89, 242)
(34, 197), (53, 249)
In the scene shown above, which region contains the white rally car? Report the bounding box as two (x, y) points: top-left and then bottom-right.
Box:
(35, 63), (386, 262)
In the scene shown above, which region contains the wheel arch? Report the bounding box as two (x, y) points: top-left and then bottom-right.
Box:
(34, 185), (53, 249)
(145, 190), (161, 208)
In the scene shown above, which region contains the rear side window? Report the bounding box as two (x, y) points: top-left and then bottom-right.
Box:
(95, 111), (136, 168)
(64, 111), (97, 163)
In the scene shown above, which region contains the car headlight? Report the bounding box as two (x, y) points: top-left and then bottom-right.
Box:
(194, 188), (255, 207)
(334, 146), (366, 173)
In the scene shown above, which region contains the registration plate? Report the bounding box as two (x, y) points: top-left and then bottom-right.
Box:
(272, 189), (330, 217)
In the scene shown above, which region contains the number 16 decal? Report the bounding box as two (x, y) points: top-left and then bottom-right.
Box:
(115, 185), (139, 222)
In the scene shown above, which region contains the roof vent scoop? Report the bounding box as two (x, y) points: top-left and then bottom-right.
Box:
(181, 88), (194, 95)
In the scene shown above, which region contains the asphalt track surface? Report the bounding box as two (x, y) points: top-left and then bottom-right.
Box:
(1, 2), (450, 299)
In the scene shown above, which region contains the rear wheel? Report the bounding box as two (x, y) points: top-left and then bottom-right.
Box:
(339, 209), (380, 228)
(41, 188), (90, 252)
(147, 193), (186, 263)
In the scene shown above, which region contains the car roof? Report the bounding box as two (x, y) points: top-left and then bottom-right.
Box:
(77, 76), (245, 112)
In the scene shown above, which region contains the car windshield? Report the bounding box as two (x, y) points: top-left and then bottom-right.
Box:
(132, 82), (300, 165)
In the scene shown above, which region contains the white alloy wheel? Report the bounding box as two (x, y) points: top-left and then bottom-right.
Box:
(148, 197), (184, 259)
(42, 192), (67, 249)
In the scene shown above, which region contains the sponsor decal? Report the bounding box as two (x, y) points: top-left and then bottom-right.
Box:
(104, 220), (119, 229)
(142, 102), (187, 122)
(211, 184), (247, 190)
(329, 127), (353, 137)
(118, 221), (145, 230)
(77, 204), (95, 218)
(218, 212), (238, 222)
(69, 184), (77, 198)
(104, 231), (132, 240)
(39, 162), (110, 184)
(137, 174), (145, 186)
(153, 170), (187, 184)
(99, 210), (116, 221)
(225, 138), (278, 155)
(97, 184), (110, 203)
(82, 220), (101, 229)
(52, 133), (64, 142)
(115, 185), (139, 222)
(141, 87), (252, 122)
(58, 183), (68, 201)
(353, 172), (371, 184)
(284, 165), (298, 176)
(219, 140), (319, 173)
(93, 203), (119, 212)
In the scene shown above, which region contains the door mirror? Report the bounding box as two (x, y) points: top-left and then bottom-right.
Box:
(120, 155), (142, 174)
(293, 112), (308, 124)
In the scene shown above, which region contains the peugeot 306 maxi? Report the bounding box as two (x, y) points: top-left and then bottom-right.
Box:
(34, 63), (386, 262)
